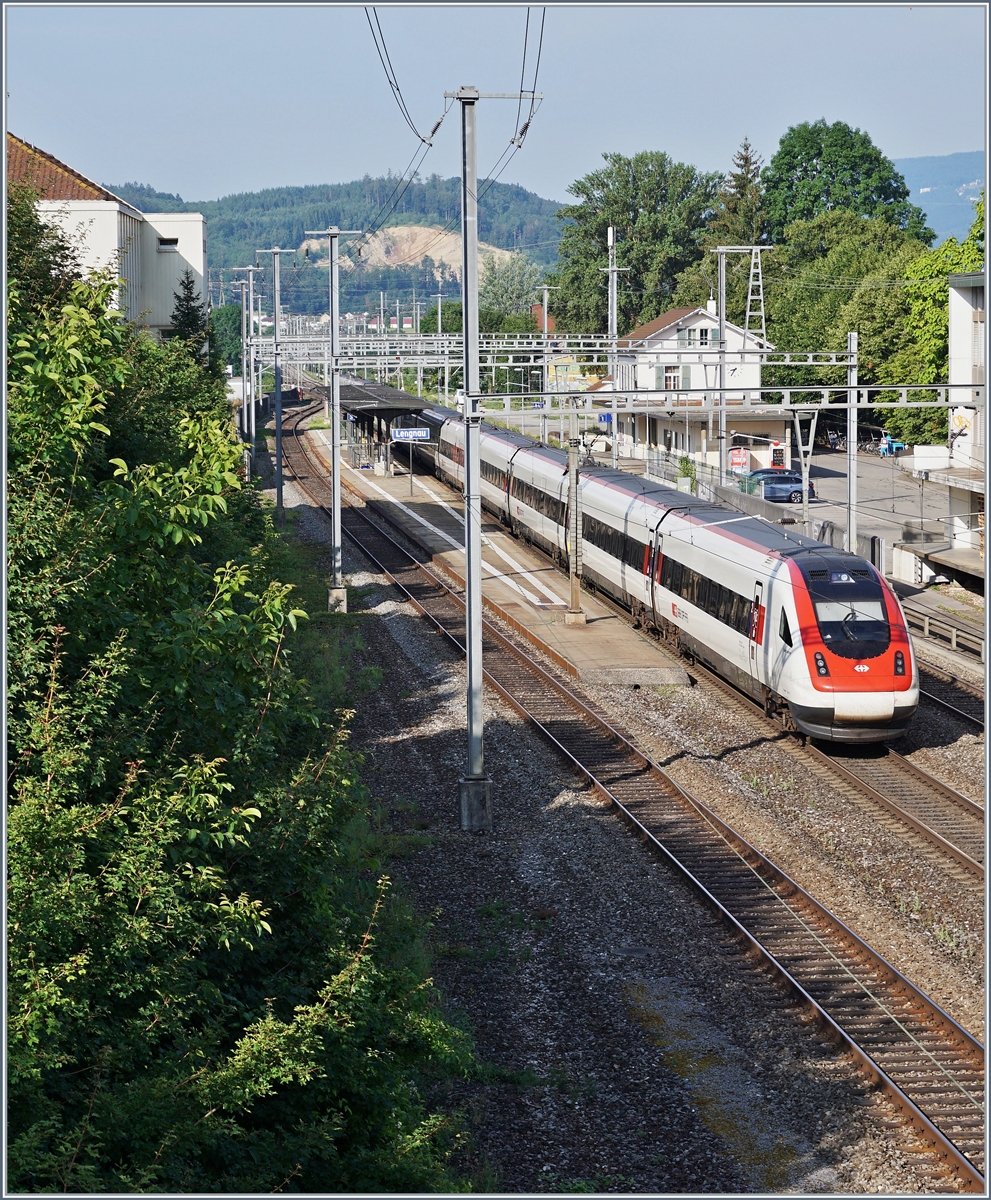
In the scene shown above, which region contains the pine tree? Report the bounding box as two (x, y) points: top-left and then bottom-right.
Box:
(170, 267), (208, 344)
(708, 138), (766, 246)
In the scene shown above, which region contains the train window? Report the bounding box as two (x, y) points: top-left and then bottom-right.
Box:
(803, 562), (891, 659)
(660, 556), (751, 635)
(481, 460), (507, 489)
(778, 609), (793, 647)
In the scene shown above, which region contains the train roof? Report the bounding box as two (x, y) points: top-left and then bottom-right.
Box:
(427, 405), (869, 566)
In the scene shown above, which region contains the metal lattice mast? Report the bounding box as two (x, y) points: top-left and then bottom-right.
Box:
(743, 248), (766, 348)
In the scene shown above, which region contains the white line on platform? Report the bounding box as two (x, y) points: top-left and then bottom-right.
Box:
(347, 467), (564, 608)
(409, 475), (567, 606)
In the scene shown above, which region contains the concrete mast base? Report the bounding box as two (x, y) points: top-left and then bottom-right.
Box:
(459, 776), (493, 831)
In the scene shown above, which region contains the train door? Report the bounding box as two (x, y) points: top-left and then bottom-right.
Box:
(650, 527), (663, 629)
(748, 580), (765, 685)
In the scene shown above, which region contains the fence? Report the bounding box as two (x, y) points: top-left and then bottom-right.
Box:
(644, 449), (885, 570)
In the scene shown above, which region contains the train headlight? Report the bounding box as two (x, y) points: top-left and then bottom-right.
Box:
(814, 652), (829, 677)
(894, 651), (905, 676)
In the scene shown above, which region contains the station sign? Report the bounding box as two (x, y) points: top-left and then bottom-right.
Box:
(391, 427), (431, 442)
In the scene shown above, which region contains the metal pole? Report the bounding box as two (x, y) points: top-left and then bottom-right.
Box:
(566, 408), (586, 624)
(456, 86), (491, 831)
(248, 271), (256, 451)
(608, 227), (618, 468)
(273, 250), (283, 522)
(846, 331), (859, 553)
(329, 231), (346, 607)
(718, 248), (727, 487)
(239, 281), (250, 481)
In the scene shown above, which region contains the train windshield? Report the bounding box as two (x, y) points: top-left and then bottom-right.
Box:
(805, 566), (890, 659)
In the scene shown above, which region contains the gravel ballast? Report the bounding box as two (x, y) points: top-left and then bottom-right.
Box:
(264, 452), (972, 1194)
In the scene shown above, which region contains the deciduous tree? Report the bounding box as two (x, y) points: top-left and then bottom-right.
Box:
(762, 119), (934, 244)
(547, 151), (721, 333)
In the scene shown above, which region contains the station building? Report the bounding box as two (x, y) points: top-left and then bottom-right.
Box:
(595, 303), (791, 472)
(892, 270), (985, 586)
(7, 133), (206, 338)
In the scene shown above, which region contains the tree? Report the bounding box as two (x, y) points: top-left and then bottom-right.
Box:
(708, 138), (767, 247)
(209, 302), (243, 367)
(671, 139), (768, 325)
(762, 120), (934, 244)
(6, 192), (472, 1192)
(418, 300), (536, 335)
(875, 192), (984, 444)
(547, 151), (722, 334)
(6, 182), (81, 310)
(170, 267), (208, 344)
(479, 251), (544, 315)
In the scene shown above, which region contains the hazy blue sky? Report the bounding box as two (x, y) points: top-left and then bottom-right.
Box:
(6, 4), (986, 203)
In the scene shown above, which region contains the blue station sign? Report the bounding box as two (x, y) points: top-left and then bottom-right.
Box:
(391, 427), (431, 442)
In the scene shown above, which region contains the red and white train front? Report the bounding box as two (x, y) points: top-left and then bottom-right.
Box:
(772, 553), (919, 742)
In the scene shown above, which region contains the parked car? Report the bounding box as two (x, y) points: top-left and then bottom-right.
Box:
(745, 469), (815, 503)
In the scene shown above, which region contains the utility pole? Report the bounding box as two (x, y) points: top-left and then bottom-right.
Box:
(566, 408), (586, 624)
(599, 229), (627, 468)
(257, 248), (284, 521)
(451, 85), (490, 831)
(446, 83), (542, 831)
(305, 228), (361, 612)
(717, 247), (727, 487)
(846, 331), (859, 553)
(232, 265), (262, 458)
(238, 281), (249, 479)
(540, 283), (559, 445)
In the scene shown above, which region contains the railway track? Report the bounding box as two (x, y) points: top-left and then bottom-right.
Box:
(918, 660), (985, 730)
(282, 409), (985, 1190)
(300, 416), (984, 885)
(903, 600), (985, 663)
(677, 654), (984, 883)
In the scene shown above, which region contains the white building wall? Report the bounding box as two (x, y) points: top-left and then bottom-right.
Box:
(139, 213), (207, 337)
(35, 200), (206, 336)
(947, 278), (985, 470)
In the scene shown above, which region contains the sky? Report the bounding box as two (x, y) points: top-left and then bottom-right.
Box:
(5, 3), (987, 205)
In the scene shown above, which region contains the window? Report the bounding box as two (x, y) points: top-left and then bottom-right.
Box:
(157, 237), (179, 252)
(660, 555), (752, 635)
(779, 609), (793, 646)
(664, 365), (680, 390)
(480, 460), (507, 490)
(699, 328), (709, 347)
(512, 476), (565, 525)
(582, 513), (649, 571)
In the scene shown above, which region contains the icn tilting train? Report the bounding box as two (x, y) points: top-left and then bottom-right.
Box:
(403, 405), (918, 744)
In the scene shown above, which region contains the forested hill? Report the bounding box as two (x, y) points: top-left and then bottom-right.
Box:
(103, 174), (565, 268)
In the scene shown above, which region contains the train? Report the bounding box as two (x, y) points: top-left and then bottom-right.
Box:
(399, 404), (918, 744)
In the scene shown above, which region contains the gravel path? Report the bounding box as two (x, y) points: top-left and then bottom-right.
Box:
(264, 464), (967, 1193)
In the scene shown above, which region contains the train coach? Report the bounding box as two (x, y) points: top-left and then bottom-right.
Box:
(402, 405), (918, 743)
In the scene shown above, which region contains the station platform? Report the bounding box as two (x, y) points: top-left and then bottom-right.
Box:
(305, 426), (688, 688)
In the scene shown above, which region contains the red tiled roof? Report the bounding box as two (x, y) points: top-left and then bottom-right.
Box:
(7, 132), (121, 202)
(617, 307), (696, 347)
(586, 375), (613, 391)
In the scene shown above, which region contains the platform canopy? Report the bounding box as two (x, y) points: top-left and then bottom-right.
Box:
(324, 376), (433, 424)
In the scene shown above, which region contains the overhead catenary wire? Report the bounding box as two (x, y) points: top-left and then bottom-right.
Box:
(345, 10), (548, 286)
(365, 6), (428, 144)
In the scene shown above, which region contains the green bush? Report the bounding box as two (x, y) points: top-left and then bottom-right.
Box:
(6, 184), (471, 1192)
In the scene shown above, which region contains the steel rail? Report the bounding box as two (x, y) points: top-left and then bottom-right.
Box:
(281, 407), (985, 1190)
(305, 415), (985, 885)
(917, 660), (986, 730)
(669, 654), (984, 882)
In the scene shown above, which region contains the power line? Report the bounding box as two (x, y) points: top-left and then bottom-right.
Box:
(365, 7), (427, 143)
